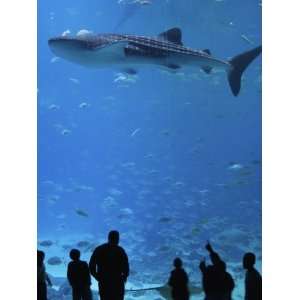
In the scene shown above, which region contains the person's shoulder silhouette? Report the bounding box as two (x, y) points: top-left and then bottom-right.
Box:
(90, 230), (129, 277)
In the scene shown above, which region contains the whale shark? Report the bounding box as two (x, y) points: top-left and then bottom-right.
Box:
(48, 27), (261, 96)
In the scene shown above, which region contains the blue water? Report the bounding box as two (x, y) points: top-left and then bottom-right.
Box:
(38, 0), (261, 299)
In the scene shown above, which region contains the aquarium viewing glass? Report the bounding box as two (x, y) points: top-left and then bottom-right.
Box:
(38, 0), (262, 299)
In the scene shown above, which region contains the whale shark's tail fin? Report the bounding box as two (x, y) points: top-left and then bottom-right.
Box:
(228, 46), (262, 96)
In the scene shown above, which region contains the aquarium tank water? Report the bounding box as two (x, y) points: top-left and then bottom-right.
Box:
(38, 0), (262, 299)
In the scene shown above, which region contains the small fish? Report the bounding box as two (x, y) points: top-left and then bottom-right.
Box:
(69, 78), (80, 84)
(174, 181), (185, 187)
(48, 104), (60, 110)
(144, 153), (154, 159)
(39, 240), (54, 247)
(132, 0), (152, 5)
(50, 57), (60, 63)
(77, 241), (91, 248)
(61, 29), (71, 37)
(78, 102), (89, 109)
(241, 34), (254, 45)
(161, 129), (170, 136)
(49, 12), (55, 21)
(75, 208), (89, 217)
(121, 162), (136, 168)
(108, 188), (123, 196)
(62, 244), (73, 250)
(47, 256), (63, 266)
(158, 216), (172, 223)
(131, 128), (140, 137)
(104, 96), (115, 101)
(76, 29), (93, 37)
(251, 159), (261, 165)
(191, 227), (201, 235)
(228, 163), (244, 170)
(114, 72), (137, 83)
(158, 245), (171, 252)
(61, 129), (71, 136)
(120, 208), (133, 215)
(56, 214), (66, 220)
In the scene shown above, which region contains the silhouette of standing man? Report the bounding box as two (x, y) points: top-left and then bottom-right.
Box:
(89, 230), (129, 300)
(199, 242), (234, 300)
(168, 257), (190, 300)
(243, 252), (262, 300)
(67, 249), (92, 300)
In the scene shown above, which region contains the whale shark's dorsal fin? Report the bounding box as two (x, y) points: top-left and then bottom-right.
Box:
(158, 28), (183, 45)
(203, 49), (211, 56)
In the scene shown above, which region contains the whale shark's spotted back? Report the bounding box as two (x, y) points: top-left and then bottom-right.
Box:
(81, 30), (210, 58)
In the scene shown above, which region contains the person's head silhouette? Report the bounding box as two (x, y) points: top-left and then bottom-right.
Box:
(37, 250), (45, 266)
(243, 252), (256, 270)
(108, 230), (119, 245)
(173, 257), (182, 269)
(173, 257), (183, 269)
(70, 249), (81, 261)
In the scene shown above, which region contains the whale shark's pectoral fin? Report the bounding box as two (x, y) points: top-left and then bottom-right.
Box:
(202, 66), (213, 74)
(158, 28), (183, 45)
(160, 63), (181, 74)
(200, 50), (213, 74)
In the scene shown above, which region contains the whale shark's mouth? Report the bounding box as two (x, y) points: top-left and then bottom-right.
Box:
(48, 37), (89, 51)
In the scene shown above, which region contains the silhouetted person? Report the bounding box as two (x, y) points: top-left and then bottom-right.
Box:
(37, 250), (52, 300)
(67, 249), (92, 300)
(243, 252), (262, 300)
(199, 242), (234, 300)
(89, 230), (129, 300)
(168, 257), (190, 300)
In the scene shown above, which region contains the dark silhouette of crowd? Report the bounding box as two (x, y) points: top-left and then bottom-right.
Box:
(37, 231), (262, 300)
